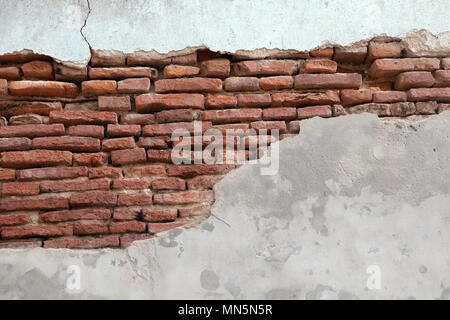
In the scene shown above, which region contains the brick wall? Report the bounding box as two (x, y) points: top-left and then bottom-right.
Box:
(0, 38), (449, 249)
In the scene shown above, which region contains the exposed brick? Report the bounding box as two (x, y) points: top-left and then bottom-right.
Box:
(81, 80), (117, 96)
(0, 124), (64, 138)
(251, 121), (287, 133)
(89, 67), (156, 79)
(2, 182), (39, 196)
(98, 96), (131, 112)
(110, 221), (146, 233)
(155, 109), (193, 123)
(137, 137), (169, 149)
(147, 149), (173, 163)
(0, 137), (32, 151)
(126, 165), (166, 177)
(259, 76), (293, 90)
(154, 190), (214, 204)
(407, 88), (450, 102)
(32, 136), (100, 152)
(0, 101), (62, 117)
(341, 89), (373, 106)
(171, 52), (198, 66)
(0, 117), (6, 126)
(237, 93), (271, 107)
(304, 59), (338, 73)
(442, 58), (450, 70)
(297, 105), (332, 119)
(102, 137), (136, 151)
(120, 234), (152, 247)
(148, 221), (188, 234)
(0, 53), (51, 64)
(1, 225), (72, 240)
(64, 101), (98, 111)
(178, 205), (210, 218)
(435, 70), (450, 87)
(0, 79), (6, 96)
(272, 91), (340, 107)
(367, 42), (403, 62)
(0, 197), (69, 212)
(73, 152), (108, 167)
(9, 81), (78, 98)
(187, 175), (224, 190)
(213, 123), (249, 134)
(395, 71), (435, 90)
(295, 73), (362, 89)
(74, 223), (109, 235)
(0, 240), (42, 249)
(224, 77), (260, 91)
(54, 64), (87, 82)
(368, 82), (393, 91)
(143, 121), (212, 136)
(205, 95), (238, 109)
(0, 213), (30, 226)
(70, 192), (117, 207)
(143, 208), (177, 222)
(68, 125), (104, 139)
(155, 78), (222, 93)
(21, 61), (54, 80)
(111, 148), (147, 165)
(135, 93), (204, 112)
(40, 179), (110, 193)
(373, 91), (407, 103)
(89, 167), (122, 179)
(117, 78), (151, 93)
(91, 51), (126, 67)
(152, 177), (186, 191)
(117, 194), (153, 206)
(44, 235), (119, 249)
(164, 65), (200, 78)
(50, 110), (118, 125)
(346, 103), (392, 116)
(233, 60), (297, 76)
(416, 101), (438, 115)
(113, 208), (140, 220)
(113, 179), (149, 190)
(168, 164), (234, 178)
(390, 102), (416, 117)
(0, 150), (72, 168)
(200, 58), (230, 78)
(288, 120), (301, 133)
(0, 169), (15, 181)
(334, 46), (367, 65)
(121, 113), (155, 125)
(438, 104), (450, 113)
(202, 109), (262, 124)
(9, 114), (46, 125)
(0, 67), (21, 80)
(369, 58), (440, 78)
(310, 48), (334, 58)
(262, 108), (297, 120)
(18, 166), (87, 181)
(41, 208), (111, 223)
(107, 124), (141, 137)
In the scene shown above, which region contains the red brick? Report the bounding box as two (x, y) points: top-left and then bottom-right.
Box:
(0, 117), (6, 126)
(89, 167), (122, 179)
(50, 110), (118, 125)
(369, 58), (440, 78)
(164, 65), (200, 78)
(435, 70), (450, 87)
(113, 208), (140, 220)
(54, 64), (87, 82)
(107, 124), (141, 137)
(262, 108), (297, 120)
(155, 109), (193, 123)
(368, 82), (393, 91)
(0, 124), (64, 138)
(135, 93), (204, 112)
(178, 205), (210, 218)
(0, 197), (69, 212)
(259, 76), (293, 90)
(155, 78), (222, 93)
(21, 61), (54, 80)
(154, 190), (214, 204)
(171, 52), (198, 66)
(117, 78), (151, 93)
(373, 91), (407, 103)
(272, 91), (340, 107)
(91, 51), (126, 67)
(121, 113), (155, 125)
(346, 103), (391, 116)
(223, 77), (259, 91)
(117, 194), (153, 206)
(200, 58), (230, 78)
(0, 67), (21, 80)
(443, 58), (450, 70)
(0, 53), (51, 64)
(9, 81), (78, 98)
(18, 166), (87, 181)
(9, 114), (46, 125)
(147, 149), (173, 163)
(143, 121), (212, 136)
(0, 214), (30, 226)
(97, 96), (131, 112)
(1, 225), (72, 240)
(395, 71), (435, 90)
(187, 175), (223, 190)
(44, 235), (119, 249)
(152, 177), (186, 191)
(111, 148), (147, 165)
(390, 102), (416, 117)
(288, 120), (300, 133)
(0, 79), (6, 95)
(32, 136), (100, 152)
(202, 109), (262, 124)
(74, 223), (109, 235)
(0, 101), (62, 117)
(367, 42), (403, 62)
(126, 165), (166, 177)
(0, 137), (32, 151)
(113, 179), (149, 190)
(148, 221), (188, 234)
(0, 240), (42, 249)
(40, 179), (110, 193)
(143, 208), (177, 222)
(81, 80), (117, 96)
(0, 169), (15, 181)
(250, 121), (287, 133)
(233, 60), (297, 76)
(110, 221), (146, 233)
(41, 208), (111, 223)
(438, 104), (450, 113)
(310, 48), (334, 58)
(237, 93), (271, 107)
(341, 89), (373, 106)
(304, 59), (337, 73)
(120, 234), (152, 247)
(0, 150), (72, 168)
(70, 191), (117, 207)
(137, 137), (169, 149)
(295, 73), (362, 89)
(2, 182), (39, 196)
(407, 88), (450, 102)
(89, 67), (156, 79)
(334, 46), (367, 64)
(102, 137), (136, 151)
(297, 105), (332, 119)
(168, 164), (234, 178)
(68, 125), (104, 139)
(213, 123), (249, 134)
(416, 101), (438, 115)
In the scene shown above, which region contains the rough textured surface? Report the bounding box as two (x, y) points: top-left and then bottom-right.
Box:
(0, 112), (449, 299)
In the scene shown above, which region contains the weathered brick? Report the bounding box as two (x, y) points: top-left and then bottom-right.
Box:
(297, 105), (332, 119)
(113, 208), (140, 220)
(135, 93), (204, 112)
(111, 148), (147, 165)
(54, 64), (87, 82)
(0, 101), (62, 117)
(341, 89), (373, 106)
(117, 194), (153, 206)
(9, 114), (47, 125)
(121, 113), (155, 125)
(0, 150), (72, 168)
(32, 136), (100, 152)
(0, 67), (21, 80)
(168, 164), (234, 178)
(251, 121), (287, 133)
(155, 78), (222, 93)
(304, 59), (337, 73)
(187, 175), (224, 190)
(21, 61), (54, 80)
(89, 67), (156, 79)
(416, 101), (438, 115)
(126, 165), (166, 177)
(0, 240), (42, 249)
(18, 167), (87, 181)
(390, 102), (416, 117)
(68, 125), (104, 139)
(202, 109), (262, 124)
(0, 214), (30, 226)
(70, 192), (117, 207)
(41, 208), (111, 223)
(44, 235), (119, 249)
(223, 77), (259, 91)
(0, 137), (32, 151)
(178, 205), (210, 218)
(147, 149), (173, 163)
(143, 121), (212, 136)
(2, 182), (39, 196)
(367, 42), (403, 62)
(310, 48), (334, 58)
(98, 96), (131, 112)
(91, 51), (126, 67)
(1, 225), (72, 240)
(435, 70), (450, 87)
(237, 93), (271, 107)
(155, 109), (193, 123)
(73, 152), (108, 167)
(407, 88), (450, 102)
(438, 104), (450, 113)
(0, 52), (51, 64)
(262, 108), (297, 120)
(0, 117), (6, 126)
(0, 124), (64, 138)
(110, 221), (146, 233)
(9, 81), (78, 98)
(442, 58), (450, 70)
(107, 124), (141, 137)
(50, 110), (117, 125)
(117, 78), (151, 93)
(369, 58), (440, 78)
(81, 80), (117, 96)
(346, 103), (392, 116)
(0, 169), (15, 181)
(148, 221), (188, 234)
(40, 179), (110, 193)
(272, 91), (340, 107)
(233, 60), (297, 76)
(143, 208), (177, 222)
(0, 197), (69, 212)
(137, 137), (169, 149)
(0, 79), (6, 95)
(74, 223), (109, 235)
(88, 167), (122, 179)
(102, 137), (136, 151)
(152, 177), (186, 191)
(171, 52), (198, 66)
(120, 234), (152, 247)
(295, 73), (362, 89)
(113, 179), (149, 190)
(259, 76), (293, 90)
(154, 190), (214, 204)
(288, 120), (301, 133)
(199, 58), (230, 78)
(334, 46), (367, 64)
(395, 71), (435, 90)
(64, 101), (97, 111)
(164, 65), (200, 78)
(373, 91), (407, 103)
